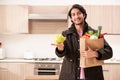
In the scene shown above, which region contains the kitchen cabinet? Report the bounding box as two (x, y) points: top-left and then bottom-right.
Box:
(112, 6), (120, 34)
(0, 63), (8, 80)
(28, 14), (67, 20)
(0, 63), (34, 80)
(0, 5), (28, 34)
(103, 63), (120, 80)
(68, 5), (120, 34)
(84, 5), (120, 34)
(28, 6), (68, 34)
(87, 5), (120, 34)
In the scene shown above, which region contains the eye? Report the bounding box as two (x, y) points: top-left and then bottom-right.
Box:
(77, 12), (82, 15)
(71, 13), (75, 17)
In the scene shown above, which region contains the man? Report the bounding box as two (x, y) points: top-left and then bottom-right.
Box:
(53, 4), (113, 80)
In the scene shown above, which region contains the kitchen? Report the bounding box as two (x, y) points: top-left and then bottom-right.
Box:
(0, 0), (120, 80)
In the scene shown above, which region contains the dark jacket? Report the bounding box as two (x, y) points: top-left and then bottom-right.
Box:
(55, 23), (113, 80)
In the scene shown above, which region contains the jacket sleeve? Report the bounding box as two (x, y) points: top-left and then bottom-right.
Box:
(55, 47), (66, 57)
(97, 39), (113, 60)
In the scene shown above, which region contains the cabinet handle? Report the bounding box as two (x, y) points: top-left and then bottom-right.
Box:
(36, 70), (58, 73)
(103, 70), (109, 72)
(0, 68), (8, 71)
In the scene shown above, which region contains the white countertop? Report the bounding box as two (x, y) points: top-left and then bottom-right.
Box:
(0, 58), (120, 64)
(0, 58), (63, 64)
(104, 60), (120, 63)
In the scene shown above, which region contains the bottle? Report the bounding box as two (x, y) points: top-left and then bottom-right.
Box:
(0, 42), (5, 59)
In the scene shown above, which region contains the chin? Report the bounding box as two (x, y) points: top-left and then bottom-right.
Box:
(76, 21), (84, 25)
(75, 22), (82, 25)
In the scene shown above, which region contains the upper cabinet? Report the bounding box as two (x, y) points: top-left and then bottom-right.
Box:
(84, 5), (120, 34)
(0, 5), (28, 34)
(112, 6), (120, 34)
(28, 6), (68, 34)
(28, 14), (67, 20)
(0, 5), (120, 34)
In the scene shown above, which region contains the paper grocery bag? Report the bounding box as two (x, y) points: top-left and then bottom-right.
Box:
(80, 38), (104, 68)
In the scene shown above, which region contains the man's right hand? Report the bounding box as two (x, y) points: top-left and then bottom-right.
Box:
(51, 43), (64, 51)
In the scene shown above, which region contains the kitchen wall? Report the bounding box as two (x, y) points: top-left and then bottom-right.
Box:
(1, 34), (120, 60)
(0, 34), (58, 58)
(104, 35), (120, 61)
(0, 1), (120, 59)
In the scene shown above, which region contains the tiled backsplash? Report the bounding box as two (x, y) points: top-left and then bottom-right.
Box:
(0, 34), (58, 58)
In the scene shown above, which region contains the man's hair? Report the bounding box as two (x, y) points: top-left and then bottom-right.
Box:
(68, 4), (87, 20)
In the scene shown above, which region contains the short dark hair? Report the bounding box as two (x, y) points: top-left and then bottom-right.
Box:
(68, 4), (87, 20)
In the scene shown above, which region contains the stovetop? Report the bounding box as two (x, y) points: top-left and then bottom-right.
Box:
(33, 58), (62, 61)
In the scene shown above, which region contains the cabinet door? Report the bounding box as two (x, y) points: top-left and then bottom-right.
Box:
(0, 5), (28, 34)
(103, 64), (120, 80)
(7, 63), (34, 80)
(7, 63), (25, 80)
(85, 6), (113, 33)
(109, 64), (120, 80)
(102, 64), (111, 80)
(0, 6), (6, 33)
(112, 6), (120, 33)
(67, 5), (120, 34)
(0, 63), (8, 80)
(23, 63), (34, 76)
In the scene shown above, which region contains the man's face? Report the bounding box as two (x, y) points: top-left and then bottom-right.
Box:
(71, 8), (85, 25)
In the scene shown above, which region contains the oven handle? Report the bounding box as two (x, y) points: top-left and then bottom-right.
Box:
(36, 70), (58, 73)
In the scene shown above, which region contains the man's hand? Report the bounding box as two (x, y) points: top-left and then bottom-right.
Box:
(81, 46), (98, 58)
(51, 43), (64, 51)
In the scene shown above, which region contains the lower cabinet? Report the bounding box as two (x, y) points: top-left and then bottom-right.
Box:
(0, 63), (8, 80)
(0, 63), (34, 80)
(102, 63), (120, 80)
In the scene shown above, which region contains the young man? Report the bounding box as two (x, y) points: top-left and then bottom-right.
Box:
(54, 4), (113, 80)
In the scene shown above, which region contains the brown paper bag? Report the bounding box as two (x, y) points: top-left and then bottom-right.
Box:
(80, 38), (104, 68)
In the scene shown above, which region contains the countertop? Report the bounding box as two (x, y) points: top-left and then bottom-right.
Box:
(24, 75), (59, 80)
(0, 58), (120, 64)
(0, 58), (63, 64)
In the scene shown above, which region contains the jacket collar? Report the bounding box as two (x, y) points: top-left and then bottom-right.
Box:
(67, 22), (89, 35)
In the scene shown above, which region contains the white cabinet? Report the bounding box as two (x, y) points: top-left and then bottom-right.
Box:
(0, 5), (28, 34)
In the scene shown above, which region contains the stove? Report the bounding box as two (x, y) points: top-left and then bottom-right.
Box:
(33, 58), (62, 62)
(33, 58), (57, 61)
(33, 58), (62, 75)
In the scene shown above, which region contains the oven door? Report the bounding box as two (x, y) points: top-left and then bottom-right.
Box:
(34, 63), (60, 75)
(35, 68), (58, 75)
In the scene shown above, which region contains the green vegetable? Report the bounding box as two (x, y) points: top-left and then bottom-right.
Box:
(97, 26), (102, 38)
(93, 32), (98, 37)
(88, 30), (94, 35)
(54, 34), (66, 44)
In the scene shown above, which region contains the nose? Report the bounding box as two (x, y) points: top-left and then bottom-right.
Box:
(74, 14), (79, 18)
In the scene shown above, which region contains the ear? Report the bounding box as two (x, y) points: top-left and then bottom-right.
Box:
(83, 14), (85, 19)
(69, 17), (73, 23)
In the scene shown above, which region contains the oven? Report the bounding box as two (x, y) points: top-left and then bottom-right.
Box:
(34, 58), (62, 75)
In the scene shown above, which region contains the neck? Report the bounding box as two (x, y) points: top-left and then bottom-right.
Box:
(75, 22), (84, 34)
